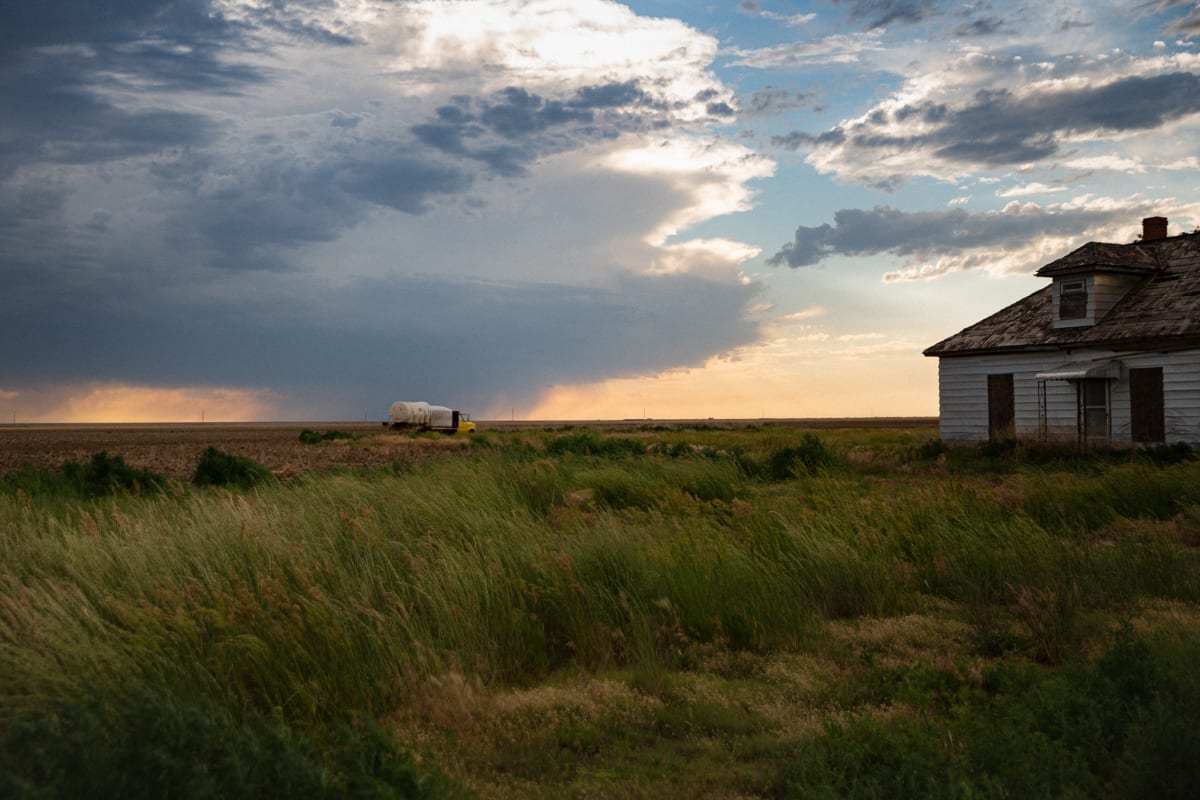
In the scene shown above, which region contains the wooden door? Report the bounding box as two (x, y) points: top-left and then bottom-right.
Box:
(987, 373), (1015, 441)
(1130, 367), (1165, 443)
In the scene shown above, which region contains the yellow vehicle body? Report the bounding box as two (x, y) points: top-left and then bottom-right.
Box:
(457, 419), (477, 434)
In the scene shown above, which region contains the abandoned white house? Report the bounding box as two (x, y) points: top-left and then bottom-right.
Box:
(924, 216), (1200, 445)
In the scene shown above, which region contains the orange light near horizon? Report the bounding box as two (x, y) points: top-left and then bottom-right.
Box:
(523, 346), (938, 421)
(28, 384), (281, 424)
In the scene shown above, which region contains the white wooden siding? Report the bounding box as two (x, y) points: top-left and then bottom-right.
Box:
(936, 349), (1200, 444)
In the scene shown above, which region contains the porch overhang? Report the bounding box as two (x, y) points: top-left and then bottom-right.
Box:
(1035, 359), (1123, 381)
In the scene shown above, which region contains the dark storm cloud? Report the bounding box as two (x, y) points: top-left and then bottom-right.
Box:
(930, 72), (1200, 164)
(571, 80), (653, 109)
(0, 0), (262, 182)
(410, 81), (667, 177)
(9, 84), (215, 166)
(0, 1), (261, 90)
(1142, 1), (1200, 33)
(480, 87), (595, 137)
(768, 204), (1140, 268)
(952, 15), (1005, 37)
(0, 54), (221, 179)
(770, 128), (845, 151)
(0, 4), (763, 419)
(0, 270), (762, 417)
(832, 0), (938, 29)
(808, 70), (1200, 182)
(1167, 10), (1200, 34)
(171, 148), (473, 271)
(0, 1), (227, 49)
(742, 87), (817, 116)
(332, 155), (473, 214)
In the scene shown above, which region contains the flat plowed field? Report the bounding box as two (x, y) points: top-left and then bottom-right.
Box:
(0, 418), (936, 481)
(0, 422), (460, 481)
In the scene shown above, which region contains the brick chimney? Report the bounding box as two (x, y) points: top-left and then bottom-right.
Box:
(1142, 216), (1168, 241)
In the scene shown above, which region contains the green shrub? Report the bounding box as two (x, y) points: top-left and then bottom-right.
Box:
(193, 446), (276, 490)
(905, 438), (948, 461)
(672, 460), (738, 503)
(62, 451), (169, 498)
(505, 459), (567, 515)
(0, 685), (460, 799)
(1138, 442), (1195, 465)
(545, 432), (647, 458)
(765, 434), (837, 480)
(0, 464), (74, 497)
(584, 465), (660, 510)
(1023, 460), (1200, 533)
(772, 632), (1200, 799)
(299, 429), (356, 445)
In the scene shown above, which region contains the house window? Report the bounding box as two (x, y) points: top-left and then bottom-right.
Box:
(1079, 379), (1109, 442)
(1059, 280), (1087, 320)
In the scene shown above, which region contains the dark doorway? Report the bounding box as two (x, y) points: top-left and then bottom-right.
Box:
(1130, 367), (1165, 443)
(988, 373), (1015, 441)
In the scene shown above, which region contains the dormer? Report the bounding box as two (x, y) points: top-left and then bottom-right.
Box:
(1036, 217), (1165, 329)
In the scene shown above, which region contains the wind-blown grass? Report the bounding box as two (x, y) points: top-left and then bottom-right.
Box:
(2, 427), (1199, 797)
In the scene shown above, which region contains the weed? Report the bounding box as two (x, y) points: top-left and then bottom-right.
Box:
(544, 432), (647, 458)
(299, 429), (356, 444)
(193, 446), (276, 490)
(765, 434), (838, 480)
(772, 631), (1200, 799)
(61, 451), (170, 498)
(4, 426), (1200, 799)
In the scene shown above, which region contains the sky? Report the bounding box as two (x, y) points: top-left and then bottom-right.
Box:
(2, 1), (1200, 423)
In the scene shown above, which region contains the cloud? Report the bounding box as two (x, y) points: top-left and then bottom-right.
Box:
(738, 1), (817, 27)
(804, 51), (1200, 187)
(780, 307), (827, 322)
(598, 137), (775, 246)
(996, 183), (1070, 197)
(831, 0), (937, 30)
(1165, 5), (1200, 34)
(0, 268), (762, 418)
(729, 31), (885, 68)
(740, 87), (818, 116)
(0, 0), (770, 420)
(768, 197), (1193, 279)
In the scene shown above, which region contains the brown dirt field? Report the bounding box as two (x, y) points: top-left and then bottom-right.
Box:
(0, 418), (936, 482)
(0, 422), (465, 482)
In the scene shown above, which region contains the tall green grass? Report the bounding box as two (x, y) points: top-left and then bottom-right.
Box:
(2, 428), (1199, 795)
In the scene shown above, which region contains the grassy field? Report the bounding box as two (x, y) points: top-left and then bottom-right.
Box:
(2, 424), (1199, 798)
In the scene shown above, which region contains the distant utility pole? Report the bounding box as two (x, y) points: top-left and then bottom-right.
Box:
(201, 409), (205, 424)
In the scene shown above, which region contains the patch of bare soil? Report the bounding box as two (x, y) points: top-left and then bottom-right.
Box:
(0, 423), (466, 481)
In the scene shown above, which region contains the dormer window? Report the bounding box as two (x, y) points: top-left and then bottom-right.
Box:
(1059, 280), (1087, 320)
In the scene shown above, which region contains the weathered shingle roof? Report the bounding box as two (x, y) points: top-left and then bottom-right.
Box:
(1035, 241), (1162, 277)
(925, 234), (1200, 357)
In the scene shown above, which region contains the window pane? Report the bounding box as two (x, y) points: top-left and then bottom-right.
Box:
(1060, 282), (1087, 319)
